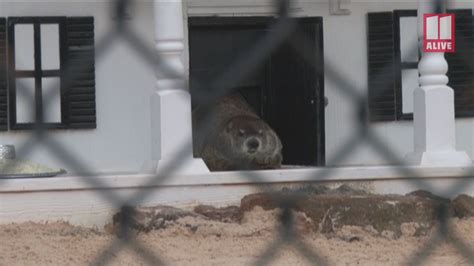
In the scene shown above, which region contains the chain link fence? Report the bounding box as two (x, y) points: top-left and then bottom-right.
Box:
(1, 0), (474, 264)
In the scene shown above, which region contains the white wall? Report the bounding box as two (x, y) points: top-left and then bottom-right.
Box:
(0, 1), (157, 174)
(186, 0), (474, 167)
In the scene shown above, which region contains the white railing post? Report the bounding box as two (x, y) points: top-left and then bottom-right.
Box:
(141, 0), (209, 174)
(405, 0), (471, 166)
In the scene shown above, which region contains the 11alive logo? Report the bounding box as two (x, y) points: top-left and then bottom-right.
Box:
(424, 13), (456, 53)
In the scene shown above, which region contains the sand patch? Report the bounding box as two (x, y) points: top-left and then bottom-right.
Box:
(1, 207), (473, 265)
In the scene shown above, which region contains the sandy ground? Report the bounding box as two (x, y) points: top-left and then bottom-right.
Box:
(1, 207), (474, 266)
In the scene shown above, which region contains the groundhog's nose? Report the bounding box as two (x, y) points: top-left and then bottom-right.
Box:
(247, 138), (260, 153)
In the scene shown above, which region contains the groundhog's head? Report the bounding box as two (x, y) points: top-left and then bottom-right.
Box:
(223, 115), (283, 169)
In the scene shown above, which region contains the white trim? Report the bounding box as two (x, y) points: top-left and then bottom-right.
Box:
(2, 166), (474, 228)
(2, 165), (474, 192)
(186, 0), (276, 9)
(186, 0), (303, 15)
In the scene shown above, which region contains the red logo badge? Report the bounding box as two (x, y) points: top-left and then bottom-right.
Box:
(423, 14), (456, 53)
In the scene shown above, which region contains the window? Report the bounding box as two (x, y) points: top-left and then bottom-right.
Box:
(367, 9), (474, 122)
(0, 16), (96, 131)
(9, 17), (66, 129)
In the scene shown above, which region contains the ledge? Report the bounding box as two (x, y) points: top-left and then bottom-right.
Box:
(1, 165), (474, 193)
(1, 165), (474, 228)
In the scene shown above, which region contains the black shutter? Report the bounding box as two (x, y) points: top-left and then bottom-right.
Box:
(446, 9), (474, 117)
(64, 17), (96, 129)
(367, 12), (397, 121)
(0, 18), (7, 131)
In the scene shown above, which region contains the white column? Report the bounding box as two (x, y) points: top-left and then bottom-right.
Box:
(405, 0), (471, 166)
(141, 0), (209, 174)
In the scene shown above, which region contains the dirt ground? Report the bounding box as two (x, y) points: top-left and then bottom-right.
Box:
(1, 207), (474, 266)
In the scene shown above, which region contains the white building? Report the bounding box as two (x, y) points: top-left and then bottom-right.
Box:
(0, 0), (472, 174)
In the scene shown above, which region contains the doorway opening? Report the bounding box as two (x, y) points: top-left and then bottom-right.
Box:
(188, 16), (325, 166)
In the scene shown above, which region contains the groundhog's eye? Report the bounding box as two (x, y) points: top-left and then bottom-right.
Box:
(239, 129), (245, 136)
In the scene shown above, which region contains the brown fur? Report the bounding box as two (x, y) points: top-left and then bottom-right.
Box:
(192, 94), (283, 171)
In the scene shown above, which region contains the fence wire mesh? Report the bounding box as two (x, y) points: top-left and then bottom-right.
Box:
(1, 0), (474, 265)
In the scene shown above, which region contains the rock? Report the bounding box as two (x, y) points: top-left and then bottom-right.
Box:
(452, 194), (474, 218)
(241, 193), (289, 212)
(406, 190), (451, 204)
(331, 184), (370, 196)
(341, 235), (362, 242)
(335, 226), (366, 242)
(113, 205), (197, 233)
(280, 184), (369, 196)
(193, 205), (242, 223)
(241, 192), (451, 238)
(400, 222), (420, 237)
(381, 230), (396, 240)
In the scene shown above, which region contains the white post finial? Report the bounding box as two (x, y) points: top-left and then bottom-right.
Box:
(141, 0), (209, 174)
(405, 0), (471, 166)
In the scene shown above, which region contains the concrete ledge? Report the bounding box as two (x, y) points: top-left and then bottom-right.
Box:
(1, 165), (474, 192)
(1, 166), (474, 228)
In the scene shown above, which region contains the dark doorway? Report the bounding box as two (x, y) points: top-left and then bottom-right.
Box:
(188, 17), (325, 166)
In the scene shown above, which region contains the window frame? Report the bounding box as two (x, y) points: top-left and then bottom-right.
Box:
(393, 10), (418, 120)
(7, 16), (68, 130)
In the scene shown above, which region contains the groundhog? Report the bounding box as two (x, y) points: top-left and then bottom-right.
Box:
(192, 93), (283, 171)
